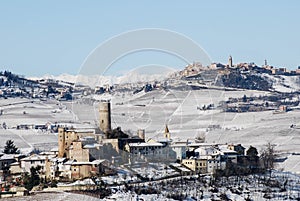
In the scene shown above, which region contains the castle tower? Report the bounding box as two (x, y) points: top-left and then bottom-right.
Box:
(99, 100), (111, 134)
(58, 127), (66, 158)
(228, 55), (233, 67)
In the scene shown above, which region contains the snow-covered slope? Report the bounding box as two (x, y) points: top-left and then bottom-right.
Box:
(262, 73), (300, 93)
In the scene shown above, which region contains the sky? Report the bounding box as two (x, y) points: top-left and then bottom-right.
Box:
(0, 0), (300, 77)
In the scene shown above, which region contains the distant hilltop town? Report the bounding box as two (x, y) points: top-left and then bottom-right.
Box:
(178, 56), (300, 78)
(1, 56), (300, 101)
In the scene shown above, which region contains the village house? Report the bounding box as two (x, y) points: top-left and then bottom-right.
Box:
(181, 144), (240, 174)
(218, 145), (238, 163)
(227, 144), (245, 156)
(20, 154), (54, 177)
(181, 156), (208, 173)
(45, 157), (68, 180)
(59, 159), (109, 180)
(0, 154), (25, 171)
(125, 142), (167, 161)
(206, 153), (226, 173)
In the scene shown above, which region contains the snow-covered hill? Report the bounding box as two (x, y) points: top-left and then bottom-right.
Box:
(30, 70), (300, 93)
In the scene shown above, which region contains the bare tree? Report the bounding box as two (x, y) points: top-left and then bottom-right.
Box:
(260, 142), (276, 171)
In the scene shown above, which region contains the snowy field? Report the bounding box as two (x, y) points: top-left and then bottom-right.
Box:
(1, 192), (100, 201)
(0, 98), (75, 153)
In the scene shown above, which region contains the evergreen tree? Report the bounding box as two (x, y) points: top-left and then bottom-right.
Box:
(3, 140), (20, 154)
(242, 95), (247, 102)
(23, 166), (41, 191)
(246, 146), (259, 170)
(246, 146), (258, 159)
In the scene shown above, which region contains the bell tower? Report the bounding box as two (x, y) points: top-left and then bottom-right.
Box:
(164, 124), (171, 139)
(228, 55), (233, 67)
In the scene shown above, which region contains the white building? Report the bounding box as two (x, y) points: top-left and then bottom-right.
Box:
(20, 154), (53, 173)
(125, 142), (174, 162)
(170, 143), (187, 160)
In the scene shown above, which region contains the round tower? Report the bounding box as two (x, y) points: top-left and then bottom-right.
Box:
(99, 100), (112, 134)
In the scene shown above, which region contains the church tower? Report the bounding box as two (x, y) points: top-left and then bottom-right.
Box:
(228, 55), (233, 67)
(164, 124), (171, 139)
(99, 100), (112, 134)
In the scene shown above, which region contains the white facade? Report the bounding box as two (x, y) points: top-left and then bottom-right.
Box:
(20, 154), (50, 173)
(170, 145), (186, 160)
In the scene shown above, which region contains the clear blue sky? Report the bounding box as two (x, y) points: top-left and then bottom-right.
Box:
(1, 0), (300, 76)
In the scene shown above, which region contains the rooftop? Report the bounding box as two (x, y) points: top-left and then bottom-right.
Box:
(128, 142), (164, 147)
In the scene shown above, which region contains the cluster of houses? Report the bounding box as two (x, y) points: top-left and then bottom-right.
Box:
(0, 130), (111, 182)
(0, 100), (252, 192)
(0, 129), (247, 185)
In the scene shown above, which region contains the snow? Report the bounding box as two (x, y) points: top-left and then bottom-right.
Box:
(1, 192), (100, 201)
(58, 178), (95, 186)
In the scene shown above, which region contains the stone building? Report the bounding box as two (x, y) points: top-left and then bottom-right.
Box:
(69, 136), (103, 162)
(58, 127), (96, 158)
